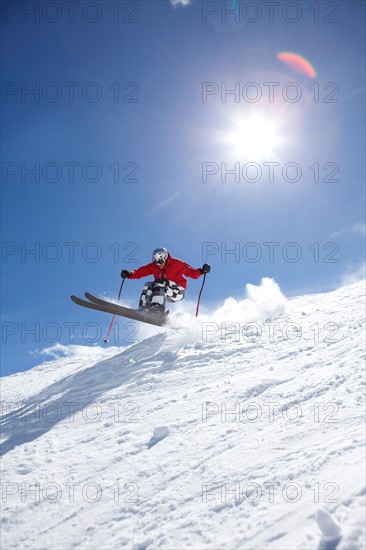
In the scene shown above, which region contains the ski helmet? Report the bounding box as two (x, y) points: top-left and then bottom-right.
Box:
(152, 247), (168, 264)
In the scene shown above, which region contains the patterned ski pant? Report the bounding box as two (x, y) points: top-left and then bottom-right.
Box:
(139, 278), (185, 308)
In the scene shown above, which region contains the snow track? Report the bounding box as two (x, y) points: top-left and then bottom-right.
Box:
(1, 281), (365, 549)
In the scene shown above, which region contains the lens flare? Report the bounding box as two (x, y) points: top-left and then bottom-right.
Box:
(277, 52), (316, 78)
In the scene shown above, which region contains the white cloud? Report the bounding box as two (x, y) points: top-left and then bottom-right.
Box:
(32, 343), (122, 360)
(352, 222), (366, 237)
(339, 262), (366, 287)
(330, 222), (366, 239)
(170, 0), (192, 7)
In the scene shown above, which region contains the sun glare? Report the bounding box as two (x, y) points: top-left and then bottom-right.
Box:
(228, 116), (282, 161)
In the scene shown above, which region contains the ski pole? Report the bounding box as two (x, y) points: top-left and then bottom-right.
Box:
(103, 278), (125, 343)
(195, 273), (207, 317)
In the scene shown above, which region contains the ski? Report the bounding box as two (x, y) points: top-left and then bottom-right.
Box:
(85, 292), (170, 317)
(85, 292), (123, 307)
(71, 294), (168, 327)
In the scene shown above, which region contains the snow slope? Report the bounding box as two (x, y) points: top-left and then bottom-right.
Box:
(1, 279), (365, 550)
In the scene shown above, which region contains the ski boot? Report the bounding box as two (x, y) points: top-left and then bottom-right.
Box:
(150, 303), (166, 316)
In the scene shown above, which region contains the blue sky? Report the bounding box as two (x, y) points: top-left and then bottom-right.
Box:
(1, 0), (365, 375)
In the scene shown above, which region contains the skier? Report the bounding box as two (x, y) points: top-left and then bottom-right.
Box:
(121, 247), (210, 314)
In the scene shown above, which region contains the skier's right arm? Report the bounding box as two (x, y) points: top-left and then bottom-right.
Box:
(122, 263), (154, 280)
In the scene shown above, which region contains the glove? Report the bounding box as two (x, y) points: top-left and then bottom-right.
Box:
(121, 269), (131, 279)
(200, 263), (211, 274)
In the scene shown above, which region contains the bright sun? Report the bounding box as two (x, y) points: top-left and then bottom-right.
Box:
(228, 116), (282, 161)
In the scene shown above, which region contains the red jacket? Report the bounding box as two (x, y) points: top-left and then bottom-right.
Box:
(129, 253), (202, 288)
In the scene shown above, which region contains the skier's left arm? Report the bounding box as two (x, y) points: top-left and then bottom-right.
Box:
(182, 262), (210, 279)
